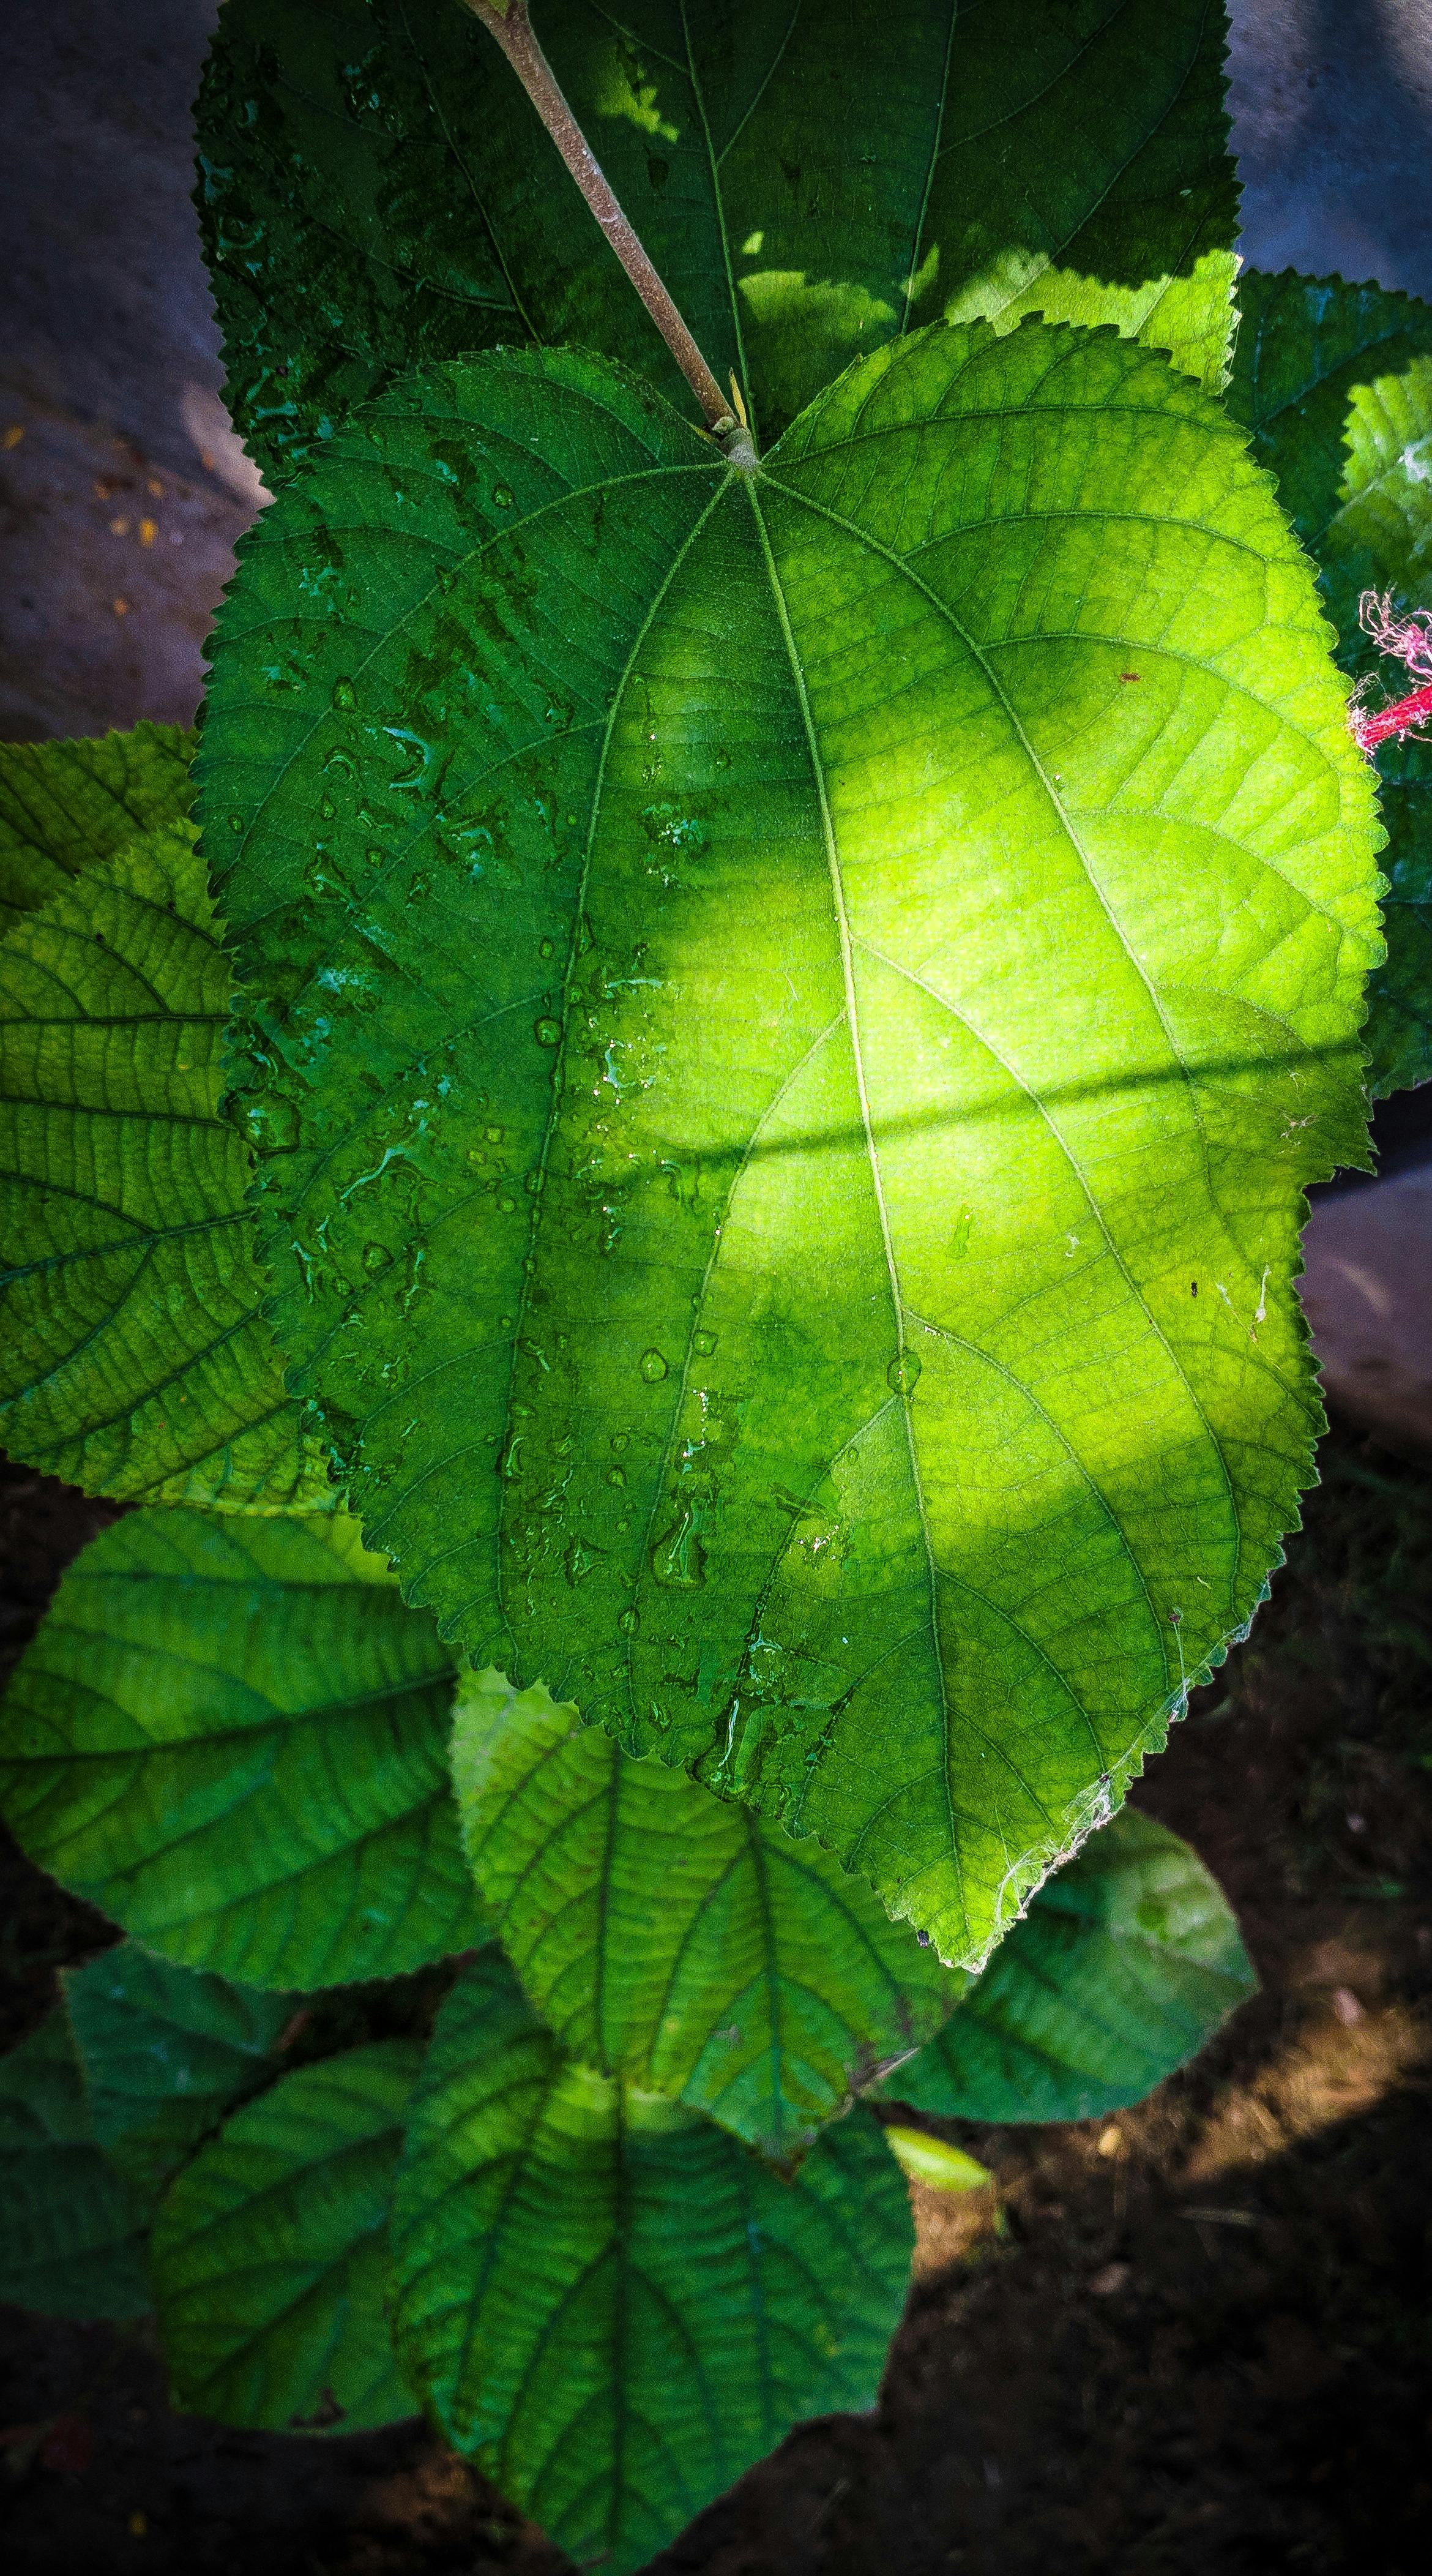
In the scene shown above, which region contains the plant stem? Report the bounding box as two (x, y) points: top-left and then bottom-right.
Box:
(463, 0), (740, 440)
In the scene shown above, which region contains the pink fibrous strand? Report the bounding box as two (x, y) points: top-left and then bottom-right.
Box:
(1349, 590), (1432, 753)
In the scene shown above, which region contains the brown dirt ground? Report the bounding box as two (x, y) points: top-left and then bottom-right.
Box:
(1, 1418), (1429, 2576)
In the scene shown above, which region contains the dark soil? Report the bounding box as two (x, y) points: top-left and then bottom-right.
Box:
(2, 1422), (1429, 2576)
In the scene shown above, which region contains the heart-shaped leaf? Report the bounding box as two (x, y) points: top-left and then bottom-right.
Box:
(0, 1507), (489, 1986)
(201, 327), (1378, 1963)
(198, 0), (1237, 475)
(389, 1950), (911, 2575)
(0, 2012), (151, 2317)
(0, 723), (192, 929)
(1228, 268), (1432, 1096)
(152, 2040), (420, 2432)
(452, 1668), (956, 2155)
(0, 824), (327, 1507)
(874, 1805), (1255, 2122)
(64, 1945), (300, 2195)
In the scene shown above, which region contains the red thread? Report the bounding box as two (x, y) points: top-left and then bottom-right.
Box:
(1349, 590), (1432, 752)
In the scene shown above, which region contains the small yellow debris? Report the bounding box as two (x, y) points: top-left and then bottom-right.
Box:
(110, 515), (130, 536)
(147, 476), (163, 496)
(129, 2510), (148, 2537)
(2, 424), (24, 451)
(139, 517), (157, 546)
(1096, 2124), (1123, 2158)
(884, 2124), (993, 2193)
(113, 598), (129, 618)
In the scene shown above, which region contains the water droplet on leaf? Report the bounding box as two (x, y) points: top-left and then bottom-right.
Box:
(887, 1350), (922, 1396)
(639, 1349), (668, 1383)
(692, 1328), (718, 1358)
(331, 676), (357, 711)
(533, 1016), (562, 1047)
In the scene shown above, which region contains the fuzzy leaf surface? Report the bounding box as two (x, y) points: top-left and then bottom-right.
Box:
(203, 328), (1379, 1962)
(152, 2040), (419, 2432)
(0, 2011), (151, 2316)
(874, 1805), (1255, 2121)
(198, 0), (1237, 475)
(1229, 268), (1432, 1095)
(0, 1508), (487, 1986)
(0, 724), (193, 930)
(64, 1945), (299, 2195)
(390, 1950), (911, 2574)
(452, 1668), (955, 2155)
(0, 825), (327, 1507)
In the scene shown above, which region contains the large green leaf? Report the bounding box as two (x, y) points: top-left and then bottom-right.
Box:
(152, 2040), (420, 2432)
(0, 2010), (151, 2317)
(1229, 268), (1432, 1096)
(0, 825), (327, 1507)
(0, 1507), (488, 1985)
(198, 0), (1236, 475)
(64, 1945), (298, 2195)
(201, 326), (1379, 1963)
(390, 1950), (911, 2574)
(874, 1805), (1254, 2122)
(0, 724), (193, 930)
(452, 1668), (955, 2155)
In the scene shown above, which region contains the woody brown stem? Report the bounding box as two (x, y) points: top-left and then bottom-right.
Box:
(463, 0), (739, 438)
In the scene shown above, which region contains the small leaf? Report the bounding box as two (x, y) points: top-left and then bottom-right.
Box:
(0, 2013), (151, 2317)
(390, 1951), (912, 2575)
(202, 328), (1379, 1964)
(0, 1507), (489, 1986)
(64, 1945), (299, 2196)
(452, 1669), (957, 2155)
(0, 723), (192, 929)
(1228, 268), (1432, 1095)
(874, 1807), (1255, 2122)
(882, 2126), (992, 2193)
(0, 825), (327, 1507)
(197, 0), (1237, 476)
(152, 2040), (420, 2432)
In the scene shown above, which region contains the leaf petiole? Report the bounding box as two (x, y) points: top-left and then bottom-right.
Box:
(462, 0), (743, 442)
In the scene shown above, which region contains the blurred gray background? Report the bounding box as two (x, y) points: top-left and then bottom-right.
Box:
(1, 0), (1429, 1440)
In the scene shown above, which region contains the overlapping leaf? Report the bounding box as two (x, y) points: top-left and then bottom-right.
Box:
(153, 2040), (420, 2432)
(0, 2010), (151, 2316)
(452, 1668), (955, 2154)
(0, 825), (327, 1506)
(874, 1805), (1255, 2122)
(0, 1508), (488, 1985)
(0, 723), (192, 929)
(1229, 268), (1432, 1095)
(390, 1950), (911, 2575)
(198, 0), (1237, 477)
(64, 1945), (299, 2194)
(201, 326), (1379, 1962)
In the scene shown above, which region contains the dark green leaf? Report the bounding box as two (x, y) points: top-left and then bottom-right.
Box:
(201, 328), (1378, 1963)
(198, 0), (1237, 474)
(0, 1507), (488, 1986)
(0, 724), (193, 930)
(152, 2040), (420, 2432)
(452, 1668), (955, 2155)
(390, 1951), (912, 2574)
(875, 1806), (1255, 2121)
(64, 1945), (299, 2195)
(0, 825), (327, 1506)
(1228, 268), (1432, 1095)
(0, 2011), (151, 2317)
